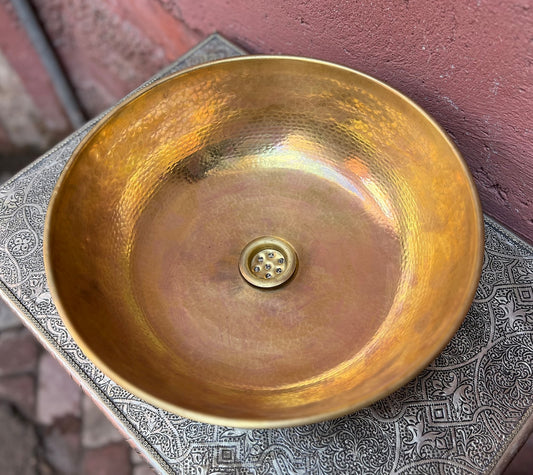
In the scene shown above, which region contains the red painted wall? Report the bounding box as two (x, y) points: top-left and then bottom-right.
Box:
(3, 0), (532, 242)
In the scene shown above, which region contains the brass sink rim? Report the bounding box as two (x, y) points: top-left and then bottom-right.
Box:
(43, 54), (484, 428)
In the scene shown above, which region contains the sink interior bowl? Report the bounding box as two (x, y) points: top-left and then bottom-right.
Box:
(44, 56), (483, 428)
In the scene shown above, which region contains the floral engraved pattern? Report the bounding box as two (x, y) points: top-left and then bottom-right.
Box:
(0, 182), (24, 211)
(405, 410), (448, 456)
(0, 36), (533, 474)
(495, 291), (533, 330)
(432, 373), (474, 418)
(7, 230), (37, 257)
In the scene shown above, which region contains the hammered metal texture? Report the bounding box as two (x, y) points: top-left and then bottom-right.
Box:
(0, 35), (531, 473)
(45, 54), (482, 427)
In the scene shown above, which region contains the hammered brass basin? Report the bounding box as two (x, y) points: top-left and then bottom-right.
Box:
(44, 56), (483, 428)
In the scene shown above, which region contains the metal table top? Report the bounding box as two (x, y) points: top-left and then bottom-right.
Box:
(0, 34), (532, 474)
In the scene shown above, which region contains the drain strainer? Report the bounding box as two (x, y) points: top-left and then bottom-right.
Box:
(239, 236), (298, 289)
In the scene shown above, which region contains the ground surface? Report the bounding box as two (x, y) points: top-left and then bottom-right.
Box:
(0, 297), (156, 475)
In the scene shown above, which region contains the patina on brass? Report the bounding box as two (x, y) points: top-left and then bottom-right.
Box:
(44, 56), (483, 428)
(239, 236), (298, 289)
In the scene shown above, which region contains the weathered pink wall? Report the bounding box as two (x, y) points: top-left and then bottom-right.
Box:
(2, 0), (531, 242)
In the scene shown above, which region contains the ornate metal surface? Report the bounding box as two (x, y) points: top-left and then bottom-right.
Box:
(0, 34), (532, 473)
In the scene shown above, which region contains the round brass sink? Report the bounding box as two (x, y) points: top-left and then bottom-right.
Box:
(44, 56), (483, 428)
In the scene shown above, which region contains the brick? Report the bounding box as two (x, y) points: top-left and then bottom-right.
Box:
(503, 432), (533, 475)
(0, 298), (21, 331)
(0, 402), (38, 475)
(0, 51), (50, 150)
(0, 327), (38, 376)
(0, 170), (12, 184)
(133, 463), (156, 475)
(41, 415), (82, 475)
(32, 0), (200, 116)
(131, 448), (156, 473)
(0, 1), (70, 138)
(37, 353), (81, 424)
(82, 395), (125, 448)
(130, 448), (144, 464)
(0, 374), (35, 417)
(82, 441), (131, 475)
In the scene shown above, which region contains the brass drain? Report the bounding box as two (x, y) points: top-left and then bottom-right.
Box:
(239, 236), (298, 289)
